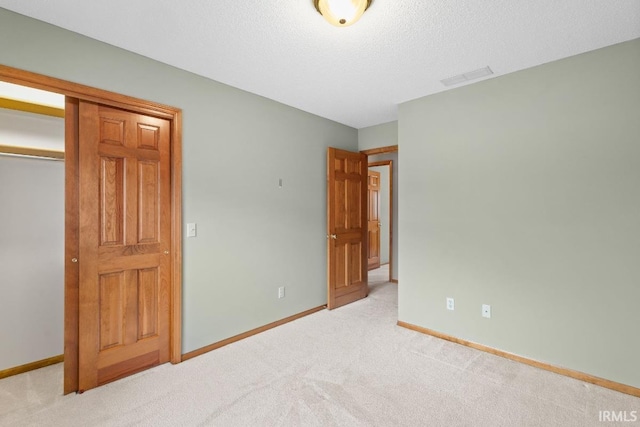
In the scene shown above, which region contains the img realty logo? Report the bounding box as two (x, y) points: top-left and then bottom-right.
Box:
(599, 411), (638, 422)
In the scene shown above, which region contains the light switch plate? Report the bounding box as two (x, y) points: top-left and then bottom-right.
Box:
(187, 223), (197, 237)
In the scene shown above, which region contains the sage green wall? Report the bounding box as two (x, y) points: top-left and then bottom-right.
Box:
(358, 121), (397, 151)
(398, 38), (640, 388)
(0, 155), (64, 371)
(0, 8), (358, 354)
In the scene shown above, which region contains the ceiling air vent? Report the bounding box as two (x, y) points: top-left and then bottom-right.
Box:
(440, 66), (494, 87)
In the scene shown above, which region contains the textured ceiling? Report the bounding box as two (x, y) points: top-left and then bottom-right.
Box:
(0, 1), (639, 129)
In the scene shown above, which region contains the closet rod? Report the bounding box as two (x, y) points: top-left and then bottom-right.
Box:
(0, 144), (64, 161)
(0, 97), (65, 118)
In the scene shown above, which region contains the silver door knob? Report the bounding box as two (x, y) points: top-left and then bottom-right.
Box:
(71, 258), (78, 263)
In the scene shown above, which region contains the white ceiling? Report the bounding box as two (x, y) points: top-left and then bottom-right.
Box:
(1, 1), (639, 129)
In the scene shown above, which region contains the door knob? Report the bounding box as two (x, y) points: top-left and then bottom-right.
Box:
(164, 250), (169, 255)
(330, 234), (337, 240)
(71, 258), (78, 263)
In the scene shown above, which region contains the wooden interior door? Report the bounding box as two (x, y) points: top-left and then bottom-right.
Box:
(327, 147), (368, 309)
(77, 101), (171, 391)
(367, 170), (381, 270)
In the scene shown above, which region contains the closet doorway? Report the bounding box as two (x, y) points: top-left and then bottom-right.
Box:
(0, 65), (183, 394)
(0, 81), (65, 380)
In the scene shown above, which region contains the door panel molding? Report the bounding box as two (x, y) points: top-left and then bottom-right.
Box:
(0, 65), (183, 395)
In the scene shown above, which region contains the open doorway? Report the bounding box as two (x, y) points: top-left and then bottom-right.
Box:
(361, 144), (398, 285)
(0, 82), (66, 379)
(368, 161), (392, 284)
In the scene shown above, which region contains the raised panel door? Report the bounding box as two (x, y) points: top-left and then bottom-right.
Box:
(367, 169), (381, 270)
(78, 102), (171, 392)
(327, 148), (368, 309)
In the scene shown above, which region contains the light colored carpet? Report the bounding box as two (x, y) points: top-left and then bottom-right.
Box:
(1, 266), (638, 426)
(369, 264), (390, 285)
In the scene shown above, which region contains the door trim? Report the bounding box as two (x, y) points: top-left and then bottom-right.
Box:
(0, 65), (183, 394)
(360, 145), (398, 155)
(368, 160), (393, 283)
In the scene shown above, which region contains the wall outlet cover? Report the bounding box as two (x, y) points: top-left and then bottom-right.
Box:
(446, 297), (455, 311)
(482, 304), (491, 318)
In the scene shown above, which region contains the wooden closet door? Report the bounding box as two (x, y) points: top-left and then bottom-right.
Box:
(78, 101), (171, 391)
(327, 147), (368, 309)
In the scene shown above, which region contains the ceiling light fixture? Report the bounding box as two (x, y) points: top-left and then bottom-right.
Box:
(314, 0), (372, 27)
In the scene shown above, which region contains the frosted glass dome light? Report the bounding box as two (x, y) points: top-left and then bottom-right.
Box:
(314, 0), (372, 27)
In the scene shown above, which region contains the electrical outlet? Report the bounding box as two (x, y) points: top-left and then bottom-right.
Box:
(278, 286), (285, 299)
(482, 304), (491, 319)
(446, 297), (455, 311)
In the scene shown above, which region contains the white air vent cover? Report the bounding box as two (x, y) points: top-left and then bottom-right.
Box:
(441, 66), (494, 87)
